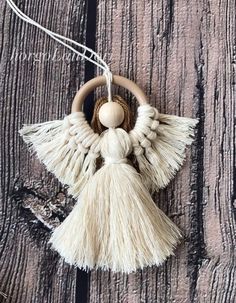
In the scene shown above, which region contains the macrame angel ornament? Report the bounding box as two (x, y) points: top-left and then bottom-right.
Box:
(20, 75), (198, 273)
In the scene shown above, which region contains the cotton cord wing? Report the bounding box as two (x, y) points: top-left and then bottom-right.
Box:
(130, 105), (198, 193)
(19, 112), (100, 195)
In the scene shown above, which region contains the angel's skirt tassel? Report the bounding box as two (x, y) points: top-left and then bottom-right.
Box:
(50, 162), (182, 273)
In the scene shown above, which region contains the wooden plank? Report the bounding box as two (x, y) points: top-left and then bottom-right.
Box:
(1, 0), (235, 302)
(90, 0), (236, 302)
(0, 0), (88, 302)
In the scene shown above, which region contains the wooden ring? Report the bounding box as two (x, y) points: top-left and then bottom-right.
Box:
(71, 75), (148, 112)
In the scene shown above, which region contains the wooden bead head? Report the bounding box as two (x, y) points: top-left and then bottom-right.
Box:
(98, 102), (124, 128)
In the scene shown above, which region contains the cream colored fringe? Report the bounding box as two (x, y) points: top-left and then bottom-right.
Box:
(50, 128), (182, 273)
(19, 112), (101, 195)
(130, 105), (198, 193)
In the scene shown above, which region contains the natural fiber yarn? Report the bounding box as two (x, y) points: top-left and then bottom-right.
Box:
(49, 128), (182, 272)
(19, 112), (101, 196)
(20, 99), (198, 273)
(91, 95), (137, 170)
(130, 104), (198, 193)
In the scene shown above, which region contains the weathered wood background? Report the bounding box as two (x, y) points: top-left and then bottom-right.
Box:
(0, 0), (235, 302)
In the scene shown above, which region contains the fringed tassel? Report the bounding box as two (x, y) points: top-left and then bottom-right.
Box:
(50, 128), (182, 273)
(130, 105), (198, 192)
(148, 113), (198, 186)
(19, 112), (101, 191)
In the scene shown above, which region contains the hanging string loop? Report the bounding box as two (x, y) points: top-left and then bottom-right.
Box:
(6, 0), (113, 101)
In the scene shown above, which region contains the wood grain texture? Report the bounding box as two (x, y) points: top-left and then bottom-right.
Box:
(0, 0), (235, 303)
(90, 0), (236, 302)
(0, 0), (88, 302)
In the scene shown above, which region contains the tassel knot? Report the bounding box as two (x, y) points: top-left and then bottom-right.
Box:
(104, 157), (128, 165)
(101, 128), (132, 160)
(134, 146), (144, 156)
(140, 138), (151, 148)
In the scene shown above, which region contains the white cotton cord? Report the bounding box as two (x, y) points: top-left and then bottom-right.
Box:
(6, 0), (113, 97)
(6, 0), (107, 70)
(19, 111), (101, 191)
(103, 70), (113, 102)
